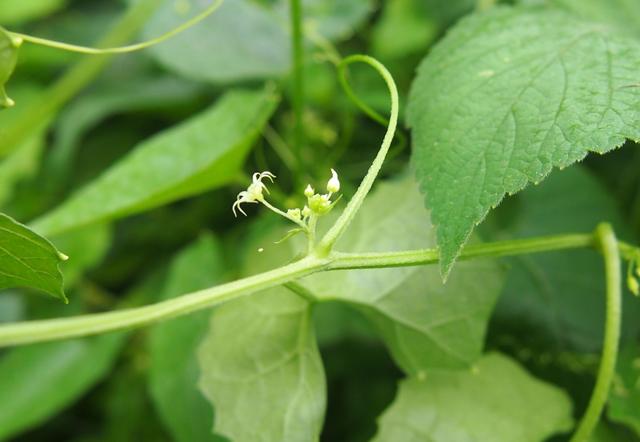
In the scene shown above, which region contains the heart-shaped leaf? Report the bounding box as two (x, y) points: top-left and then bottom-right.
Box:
(0, 212), (66, 301)
(373, 353), (573, 442)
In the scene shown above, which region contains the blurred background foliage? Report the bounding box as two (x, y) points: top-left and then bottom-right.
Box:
(0, 0), (639, 441)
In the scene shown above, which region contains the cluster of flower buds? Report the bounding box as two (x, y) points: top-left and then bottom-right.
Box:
(232, 168), (341, 232)
(298, 169), (340, 219)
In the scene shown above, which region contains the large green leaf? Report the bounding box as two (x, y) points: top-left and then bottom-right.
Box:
(0, 212), (66, 301)
(485, 166), (640, 351)
(0, 28), (21, 108)
(373, 353), (573, 442)
(609, 345), (640, 436)
(149, 234), (226, 442)
(197, 226), (325, 442)
(301, 175), (504, 372)
(0, 333), (125, 440)
(198, 289), (325, 442)
(32, 87), (279, 236)
(142, 0), (372, 83)
(408, 5), (640, 277)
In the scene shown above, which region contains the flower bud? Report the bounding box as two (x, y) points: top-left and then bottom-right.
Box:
(302, 205), (312, 218)
(327, 168), (340, 193)
(304, 184), (315, 198)
(309, 194), (331, 214)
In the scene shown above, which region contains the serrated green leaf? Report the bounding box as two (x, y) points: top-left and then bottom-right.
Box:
(32, 87), (279, 237)
(408, 5), (640, 277)
(197, 227), (325, 442)
(373, 352), (573, 442)
(141, 0), (372, 83)
(485, 166), (640, 351)
(0, 28), (21, 108)
(0, 212), (66, 301)
(609, 345), (640, 436)
(149, 234), (226, 442)
(301, 175), (503, 372)
(0, 333), (125, 440)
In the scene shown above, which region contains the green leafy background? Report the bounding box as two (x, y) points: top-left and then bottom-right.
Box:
(0, 0), (639, 440)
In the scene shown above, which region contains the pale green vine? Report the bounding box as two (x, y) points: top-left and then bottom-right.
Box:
(0, 231), (636, 348)
(0, 0), (223, 157)
(6, 0), (224, 55)
(569, 223), (622, 442)
(316, 55), (399, 255)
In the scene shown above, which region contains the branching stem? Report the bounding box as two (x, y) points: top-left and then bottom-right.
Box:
(0, 231), (634, 348)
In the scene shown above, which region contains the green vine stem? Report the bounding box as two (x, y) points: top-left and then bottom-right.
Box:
(570, 223), (622, 442)
(0, 232), (635, 348)
(309, 30), (407, 175)
(7, 0), (223, 55)
(316, 54), (399, 255)
(0, 256), (326, 347)
(337, 59), (388, 127)
(0, 0), (160, 157)
(336, 58), (408, 160)
(289, 0), (305, 166)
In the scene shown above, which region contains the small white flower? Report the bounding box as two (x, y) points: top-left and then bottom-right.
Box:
(232, 171), (276, 217)
(287, 208), (302, 220)
(327, 168), (340, 194)
(304, 184), (315, 198)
